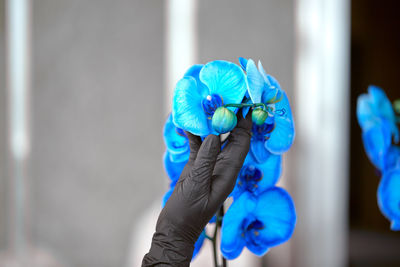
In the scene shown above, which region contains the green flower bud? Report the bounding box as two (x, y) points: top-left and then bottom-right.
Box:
(212, 107), (237, 134)
(252, 108), (268, 125)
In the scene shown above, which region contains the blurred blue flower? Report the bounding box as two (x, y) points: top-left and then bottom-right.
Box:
(357, 86), (399, 170)
(241, 58), (295, 157)
(231, 153), (281, 198)
(172, 61), (247, 136)
(221, 187), (296, 259)
(357, 85), (399, 143)
(361, 120), (392, 170)
(378, 168), (400, 231)
(163, 114), (190, 163)
(383, 146), (400, 171)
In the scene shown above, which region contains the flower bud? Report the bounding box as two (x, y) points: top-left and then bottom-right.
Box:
(252, 108), (269, 125)
(212, 107), (237, 134)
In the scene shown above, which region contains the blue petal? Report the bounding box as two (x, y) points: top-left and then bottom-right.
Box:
(252, 187), (296, 247)
(357, 86), (399, 143)
(257, 60), (270, 85)
(192, 230), (206, 259)
(163, 151), (187, 183)
(356, 93), (375, 131)
(250, 139), (271, 164)
(184, 64), (209, 98)
(368, 85), (399, 142)
(239, 57), (248, 71)
(251, 153), (282, 192)
(221, 192), (255, 259)
(236, 153), (281, 196)
(362, 120), (392, 170)
(377, 168), (400, 231)
(246, 59), (264, 104)
(265, 92), (295, 154)
(172, 76), (211, 136)
(383, 146), (400, 171)
(266, 74), (282, 90)
(163, 114), (190, 162)
(200, 60), (247, 106)
(245, 238), (270, 256)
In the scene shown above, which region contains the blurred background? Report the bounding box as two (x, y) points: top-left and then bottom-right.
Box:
(0, 0), (399, 267)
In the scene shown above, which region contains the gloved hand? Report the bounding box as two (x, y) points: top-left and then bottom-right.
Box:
(142, 110), (252, 267)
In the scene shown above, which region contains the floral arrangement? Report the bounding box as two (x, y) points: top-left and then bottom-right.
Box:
(162, 58), (296, 263)
(356, 85), (400, 230)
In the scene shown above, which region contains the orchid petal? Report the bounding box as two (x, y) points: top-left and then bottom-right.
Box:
(378, 168), (400, 231)
(200, 60), (247, 106)
(172, 76), (210, 136)
(265, 92), (295, 154)
(362, 120), (392, 170)
(257, 60), (270, 86)
(163, 114), (190, 162)
(221, 192), (255, 259)
(252, 187), (296, 247)
(184, 64), (209, 98)
(246, 59), (264, 104)
(250, 139), (271, 164)
(239, 57), (248, 71)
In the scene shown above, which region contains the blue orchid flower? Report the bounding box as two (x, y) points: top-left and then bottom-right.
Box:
(163, 113), (190, 163)
(377, 168), (400, 231)
(240, 58), (295, 158)
(221, 187), (296, 259)
(356, 86), (400, 170)
(357, 85), (399, 143)
(172, 60), (248, 136)
(231, 152), (281, 199)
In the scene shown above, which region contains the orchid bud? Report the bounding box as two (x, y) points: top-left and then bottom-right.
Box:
(252, 108), (268, 125)
(212, 107), (237, 134)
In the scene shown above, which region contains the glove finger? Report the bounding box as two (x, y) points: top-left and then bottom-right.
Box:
(209, 110), (252, 205)
(189, 134), (221, 185)
(184, 130), (202, 163)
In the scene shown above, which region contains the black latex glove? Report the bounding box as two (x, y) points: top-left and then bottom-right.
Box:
(142, 110), (252, 267)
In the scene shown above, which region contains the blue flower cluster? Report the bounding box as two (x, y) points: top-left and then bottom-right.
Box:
(163, 58), (296, 260)
(356, 85), (400, 231)
(220, 58), (295, 259)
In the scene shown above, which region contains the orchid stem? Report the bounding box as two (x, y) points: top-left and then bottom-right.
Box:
(223, 102), (267, 111)
(218, 205), (227, 267)
(210, 205), (227, 267)
(212, 217), (218, 267)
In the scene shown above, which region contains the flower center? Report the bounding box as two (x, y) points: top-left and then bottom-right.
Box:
(252, 122), (275, 141)
(238, 164), (263, 193)
(202, 94), (223, 118)
(241, 218), (265, 243)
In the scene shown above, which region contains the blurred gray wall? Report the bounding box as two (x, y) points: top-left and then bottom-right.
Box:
(30, 1), (164, 267)
(198, 0), (294, 98)
(0, 0), (7, 250)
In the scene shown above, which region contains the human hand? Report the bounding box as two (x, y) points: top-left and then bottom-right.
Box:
(142, 110), (252, 267)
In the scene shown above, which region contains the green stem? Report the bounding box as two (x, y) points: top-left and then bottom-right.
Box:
(212, 219), (218, 267)
(223, 102), (268, 111)
(218, 205), (227, 267)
